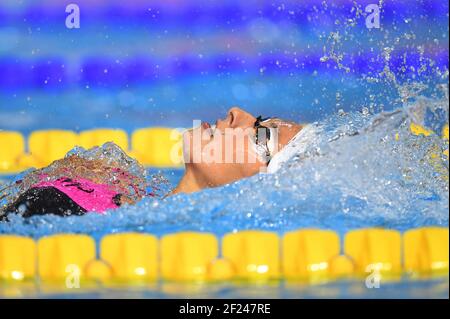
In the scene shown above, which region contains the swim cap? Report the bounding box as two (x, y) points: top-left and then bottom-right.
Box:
(32, 176), (120, 213)
(267, 124), (317, 173)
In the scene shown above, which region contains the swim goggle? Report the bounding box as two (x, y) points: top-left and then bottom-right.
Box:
(204, 116), (277, 163)
(252, 116), (277, 163)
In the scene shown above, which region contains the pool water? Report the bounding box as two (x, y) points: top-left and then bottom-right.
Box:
(0, 0), (449, 298)
(1, 97), (448, 238)
(1, 98), (448, 298)
(2, 277), (448, 299)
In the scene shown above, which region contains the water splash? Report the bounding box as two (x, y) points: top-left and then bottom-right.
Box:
(1, 90), (447, 239)
(0, 143), (171, 219)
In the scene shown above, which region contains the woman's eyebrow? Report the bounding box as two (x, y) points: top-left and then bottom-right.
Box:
(264, 119), (281, 127)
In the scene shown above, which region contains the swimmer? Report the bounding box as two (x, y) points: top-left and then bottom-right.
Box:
(1, 107), (309, 219)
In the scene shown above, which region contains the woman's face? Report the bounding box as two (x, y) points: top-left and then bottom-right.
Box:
(182, 107), (302, 188)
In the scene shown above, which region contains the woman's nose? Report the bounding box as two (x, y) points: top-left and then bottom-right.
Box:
(226, 107), (256, 128)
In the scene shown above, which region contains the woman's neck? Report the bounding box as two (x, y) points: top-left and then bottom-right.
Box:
(169, 167), (204, 196)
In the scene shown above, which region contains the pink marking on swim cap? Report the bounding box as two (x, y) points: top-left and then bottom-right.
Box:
(33, 176), (120, 213)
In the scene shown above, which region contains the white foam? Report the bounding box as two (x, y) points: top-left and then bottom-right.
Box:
(267, 124), (318, 173)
